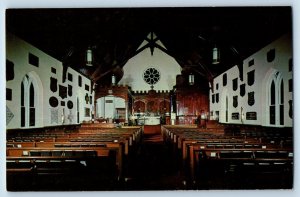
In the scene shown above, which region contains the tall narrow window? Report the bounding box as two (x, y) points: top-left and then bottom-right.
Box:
(226, 96), (228, 122)
(21, 82), (25, 127)
(271, 81), (275, 105)
(29, 83), (35, 126)
(270, 80), (276, 125)
(268, 73), (284, 126)
(77, 97), (80, 123)
(280, 80), (284, 104)
(30, 84), (34, 107)
(280, 80), (284, 125)
(20, 74), (38, 128)
(21, 82), (24, 106)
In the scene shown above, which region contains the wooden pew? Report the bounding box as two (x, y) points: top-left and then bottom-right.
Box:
(188, 146), (293, 184)
(6, 146), (120, 190)
(6, 126), (143, 181)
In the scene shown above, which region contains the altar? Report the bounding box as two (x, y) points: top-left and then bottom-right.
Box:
(132, 113), (161, 125)
(144, 116), (160, 125)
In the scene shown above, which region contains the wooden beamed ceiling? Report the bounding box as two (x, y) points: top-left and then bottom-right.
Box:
(6, 7), (292, 86)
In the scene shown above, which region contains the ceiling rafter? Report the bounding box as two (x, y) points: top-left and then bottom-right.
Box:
(6, 7), (292, 86)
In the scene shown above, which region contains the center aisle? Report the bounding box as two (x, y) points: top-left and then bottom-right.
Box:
(123, 125), (185, 190)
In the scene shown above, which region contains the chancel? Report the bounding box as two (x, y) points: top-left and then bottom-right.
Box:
(5, 7), (293, 191)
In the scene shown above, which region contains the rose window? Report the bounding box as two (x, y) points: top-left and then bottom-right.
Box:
(143, 67), (160, 85)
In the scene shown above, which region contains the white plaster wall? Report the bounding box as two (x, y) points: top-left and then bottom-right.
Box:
(96, 97), (105, 118)
(104, 96), (114, 119)
(118, 45), (181, 92)
(6, 33), (94, 129)
(96, 96), (125, 119)
(244, 33), (292, 127)
(114, 97), (126, 108)
(210, 34), (292, 127)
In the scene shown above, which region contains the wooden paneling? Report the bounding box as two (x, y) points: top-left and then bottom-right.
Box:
(176, 88), (209, 117)
(133, 91), (170, 115)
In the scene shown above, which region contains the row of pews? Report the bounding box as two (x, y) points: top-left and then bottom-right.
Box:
(6, 124), (143, 191)
(162, 125), (293, 189)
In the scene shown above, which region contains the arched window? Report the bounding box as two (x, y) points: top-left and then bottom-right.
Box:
(20, 74), (38, 127)
(269, 72), (284, 126)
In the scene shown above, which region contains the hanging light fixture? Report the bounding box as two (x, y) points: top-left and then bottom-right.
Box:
(188, 73), (194, 85)
(111, 74), (116, 86)
(86, 47), (93, 66)
(212, 46), (220, 65)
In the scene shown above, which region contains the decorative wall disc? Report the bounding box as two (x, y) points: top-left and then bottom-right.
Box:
(67, 100), (73, 109)
(49, 96), (59, 107)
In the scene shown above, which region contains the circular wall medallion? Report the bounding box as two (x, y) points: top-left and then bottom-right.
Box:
(49, 96), (58, 107)
(143, 67), (160, 85)
(67, 100), (74, 109)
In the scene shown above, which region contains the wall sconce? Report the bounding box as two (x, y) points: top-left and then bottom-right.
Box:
(212, 46), (220, 65)
(188, 73), (194, 85)
(86, 47), (93, 66)
(111, 74), (116, 86)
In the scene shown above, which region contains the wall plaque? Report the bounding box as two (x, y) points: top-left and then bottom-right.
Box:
(59, 85), (67, 99)
(231, 112), (240, 120)
(6, 106), (14, 125)
(50, 108), (58, 124)
(50, 77), (58, 92)
(240, 84), (245, 97)
(233, 96), (238, 108)
(246, 112), (257, 120)
(248, 91), (255, 106)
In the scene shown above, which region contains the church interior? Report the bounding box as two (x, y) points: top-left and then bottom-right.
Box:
(5, 7), (293, 191)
